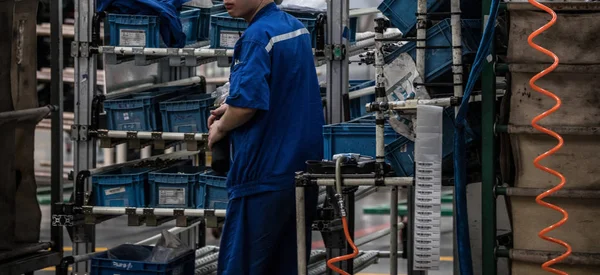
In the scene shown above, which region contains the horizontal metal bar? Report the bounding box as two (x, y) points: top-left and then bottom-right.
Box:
(135, 221), (203, 245)
(96, 130), (207, 141)
(99, 46), (234, 58)
(107, 76), (206, 99)
(497, 187), (600, 199)
(88, 150), (200, 175)
(314, 177), (413, 186)
(87, 207), (226, 217)
(350, 7), (380, 17)
(356, 223), (405, 246)
(505, 63), (600, 74)
(506, 2), (600, 11)
(0, 242), (54, 262)
(0, 106), (54, 123)
(503, 249), (600, 266)
(496, 124), (600, 135)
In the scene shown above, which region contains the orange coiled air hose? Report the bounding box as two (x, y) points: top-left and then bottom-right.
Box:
(527, 0), (572, 274)
(326, 216), (359, 275)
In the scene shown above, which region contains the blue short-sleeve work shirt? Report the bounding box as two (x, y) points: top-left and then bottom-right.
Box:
(225, 3), (324, 199)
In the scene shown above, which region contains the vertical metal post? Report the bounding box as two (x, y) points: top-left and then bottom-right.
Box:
(390, 186), (399, 274)
(374, 17), (396, 275)
(50, 0), (65, 271)
(197, 220), (206, 249)
(325, 0), (350, 124)
(451, 0), (463, 273)
(296, 187), (307, 275)
(416, 0), (428, 83)
(73, 0), (98, 271)
(481, 0), (497, 273)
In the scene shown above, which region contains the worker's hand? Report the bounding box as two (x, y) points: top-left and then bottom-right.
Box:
(208, 103), (229, 128)
(208, 120), (227, 150)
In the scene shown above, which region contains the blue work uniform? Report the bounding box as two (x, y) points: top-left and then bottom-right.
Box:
(217, 3), (324, 275)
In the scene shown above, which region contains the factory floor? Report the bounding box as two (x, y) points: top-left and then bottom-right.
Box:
(37, 191), (454, 275)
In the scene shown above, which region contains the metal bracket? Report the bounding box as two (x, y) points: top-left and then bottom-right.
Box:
(127, 208), (144, 226)
(144, 208), (158, 226)
(71, 124), (90, 141)
(127, 131), (141, 149)
(152, 132), (165, 149)
(185, 133), (201, 151)
(71, 41), (90, 58)
(52, 215), (74, 227)
(175, 209), (186, 227)
(97, 129), (112, 148)
(83, 206), (95, 224)
(324, 44), (346, 61)
(205, 210), (218, 228)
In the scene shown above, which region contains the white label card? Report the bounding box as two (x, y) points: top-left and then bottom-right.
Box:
(159, 188), (186, 205)
(105, 187), (126, 196)
(220, 31), (241, 48)
(119, 29), (146, 47)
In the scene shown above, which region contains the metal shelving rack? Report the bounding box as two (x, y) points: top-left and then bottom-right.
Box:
(480, 2), (600, 275)
(52, 0), (393, 274)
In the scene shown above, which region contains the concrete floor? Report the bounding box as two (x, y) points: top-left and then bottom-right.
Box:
(36, 189), (454, 275)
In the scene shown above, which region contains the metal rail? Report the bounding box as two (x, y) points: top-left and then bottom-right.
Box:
(314, 177), (414, 186)
(99, 46), (234, 57)
(496, 124), (600, 135)
(84, 206), (226, 217)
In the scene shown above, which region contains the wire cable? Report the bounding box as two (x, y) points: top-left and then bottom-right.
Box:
(325, 217), (359, 275)
(453, 0), (500, 273)
(527, 1), (572, 274)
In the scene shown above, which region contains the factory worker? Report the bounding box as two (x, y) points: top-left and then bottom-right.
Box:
(207, 0), (324, 274)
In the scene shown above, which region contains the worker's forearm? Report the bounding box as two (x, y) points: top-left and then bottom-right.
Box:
(218, 105), (256, 132)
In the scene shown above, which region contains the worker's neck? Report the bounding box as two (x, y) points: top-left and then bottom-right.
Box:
(244, 0), (273, 23)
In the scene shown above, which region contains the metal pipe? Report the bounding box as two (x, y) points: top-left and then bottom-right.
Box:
(355, 186), (378, 201)
(0, 106), (54, 124)
(0, 242), (54, 262)
(106, 76), (156, 93)
(451, 0), (463, 270)
(496, 124), (600, 135)
(107, 76), (205, 99)
(97, 130), (206, 141)
(315, 177), (414, 186)
(296, 187), (307, 275)
(355, 222), (404, 247)
(481, 0), (497, 272)
(88, 207), (226, 217)
(497, 187), (600, 199)
(416, 0), (428, 83)
(135, 221), (203, 245)
(390, 186), (399, 274)
(505, 249), (600, 266)
(99, 46), (234, 58)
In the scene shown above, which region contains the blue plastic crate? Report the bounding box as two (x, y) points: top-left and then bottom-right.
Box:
(198, 171), (228, 209)
(349, 80), (376, 120)
(148, 165), (208, 208)
(160, 93), (214, 133)
(91, 244), (195, 275)
(92, 167), (154, 207)
(378, 0), (481, 35)
(384, 19), (481, 83)
(194, 4), (227, 41)
(283, 9), (359, 43)
(385, 108), (473, 176)
(104, 85), (198, 131)
(209, 12), (318, 48)
(323, 122), (400, 160)
(106, 6), (202, 47)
